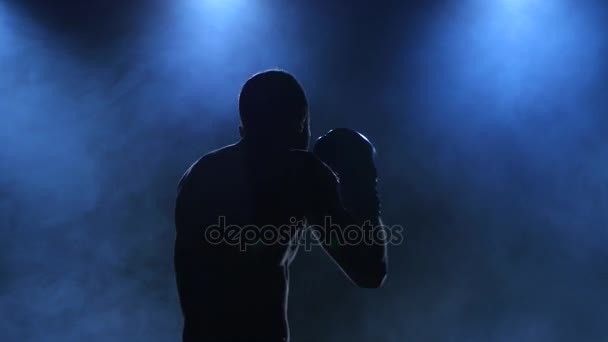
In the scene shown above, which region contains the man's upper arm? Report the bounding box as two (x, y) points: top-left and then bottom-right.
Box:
(175, 159), (212, 239)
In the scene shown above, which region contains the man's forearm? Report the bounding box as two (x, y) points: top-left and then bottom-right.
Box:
(314, 208), (388, 288)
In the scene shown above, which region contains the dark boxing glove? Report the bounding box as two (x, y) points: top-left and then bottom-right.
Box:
(313, 128), (381, 220)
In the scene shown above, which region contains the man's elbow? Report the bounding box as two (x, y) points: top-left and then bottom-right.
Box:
(354, 266), (387, 289)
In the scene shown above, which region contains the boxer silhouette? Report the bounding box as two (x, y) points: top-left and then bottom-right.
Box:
(174, 70), (388, 342)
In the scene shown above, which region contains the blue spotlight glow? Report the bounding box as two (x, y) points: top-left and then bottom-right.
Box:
(136, 0), (305, 122)
(500, 0), (535, 11)
(414, 0), (603, 124)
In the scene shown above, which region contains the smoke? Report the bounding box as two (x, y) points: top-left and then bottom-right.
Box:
(1, 0), (608, 341)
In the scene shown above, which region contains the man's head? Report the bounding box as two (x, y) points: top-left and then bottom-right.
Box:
(238, 70), (310, 150)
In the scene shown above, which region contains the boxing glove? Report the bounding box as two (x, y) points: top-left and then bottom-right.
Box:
(313, 128), (380, 220)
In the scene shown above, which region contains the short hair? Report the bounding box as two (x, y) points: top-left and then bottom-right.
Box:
(239, 70), (308, 133)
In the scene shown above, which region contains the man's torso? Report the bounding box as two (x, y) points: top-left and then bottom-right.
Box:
(174, 141), (333, 341)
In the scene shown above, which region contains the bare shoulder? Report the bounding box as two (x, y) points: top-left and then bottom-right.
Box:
(287, 149), (338, 185)
(178, 143), (240, 190)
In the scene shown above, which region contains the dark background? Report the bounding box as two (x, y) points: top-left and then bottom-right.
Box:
(1, 0), (607, 341)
